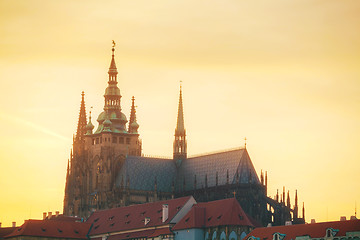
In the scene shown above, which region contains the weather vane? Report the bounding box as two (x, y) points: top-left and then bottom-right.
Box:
(112, 40), (116, 48)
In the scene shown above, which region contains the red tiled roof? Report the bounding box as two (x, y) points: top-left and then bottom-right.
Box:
(4, 220), (91, 239)
(0, 228), (18, 238)
(87, 196), (193, 236)
(244, 219), (360, 240)
(172, 198), (254, 230)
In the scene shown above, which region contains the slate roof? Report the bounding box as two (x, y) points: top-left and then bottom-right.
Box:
(86, 196), (194, 236)
(115, 156), (176, 192)
(176, 148), (259, 191)
(172, 198), (254, 231)
(245, 219), (360, 240)
(4, 220), (91, 239)
(115, 148), (259, 193)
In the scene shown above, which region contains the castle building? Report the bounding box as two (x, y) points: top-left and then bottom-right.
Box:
(63, 45), (305, 227)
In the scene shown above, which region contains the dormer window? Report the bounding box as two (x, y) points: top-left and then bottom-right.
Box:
(273, 232), (286, 240)
(326, 228), (339, 238)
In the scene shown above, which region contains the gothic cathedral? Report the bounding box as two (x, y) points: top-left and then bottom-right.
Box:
(63, 45), (305, 227)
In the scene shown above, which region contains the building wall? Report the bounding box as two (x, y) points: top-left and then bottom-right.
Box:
(174, 228), (204, 240)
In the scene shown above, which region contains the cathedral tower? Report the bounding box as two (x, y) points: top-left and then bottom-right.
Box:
(64, 43), (142, 217)
(173, 84), (187, 167)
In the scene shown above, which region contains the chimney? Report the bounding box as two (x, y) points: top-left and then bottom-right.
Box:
(12, 222), (16, 227)
(340, 216), (346, 221)
(162, 204), (169, 223)
(48, 212), (52, 219)
(55, 211), (60, 217)
(144, 217), (150, 226)
(350, 216), (357, 220)
(311, 219), (316, 224)
(285, 221), (292, 226)
(43, 212), (47, 220)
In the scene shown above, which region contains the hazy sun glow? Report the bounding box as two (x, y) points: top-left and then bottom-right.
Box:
(0, 0), (360, 227)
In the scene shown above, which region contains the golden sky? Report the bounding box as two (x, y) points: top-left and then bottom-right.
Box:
(0, 0), (360, 227)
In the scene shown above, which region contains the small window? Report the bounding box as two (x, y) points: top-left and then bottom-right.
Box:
(126, 138), (130, 144)
(104, 138), (107, 142)
(57, 229), (63, 233)
(112, 137), (117, 143)
(100, 138), (102, 143)
(41, 228), (46, 232)
(217, 215), (222, 220)
(125, 220), (130, 224)
(238, 214), (244, 220)
(74, 230), (79, 234)
(119, 137), (124, 144)
(92, 139), (95, 145)
(94, 217), (100, 222)
(140, 211), (146, 216)
(208, 216), (212, 221)
(94, 225), (99, 229)
(109, 223), (115, 227)
(185, 217), (190, 222)
(125, 213), (130, 218)
(108, 216), (114, 221)
(96, 138), (99, 144)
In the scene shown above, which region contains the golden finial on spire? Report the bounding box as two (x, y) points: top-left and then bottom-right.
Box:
(112, 40), (116, 48)
(244, 137), (247, 148)
(89, 106), (93, 121)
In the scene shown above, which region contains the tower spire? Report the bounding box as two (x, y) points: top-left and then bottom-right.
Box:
(75, 91), (87, 143)
(104, 41), (122, 111)
(173, 82), (187, 167)
(128, 96), (139, 134)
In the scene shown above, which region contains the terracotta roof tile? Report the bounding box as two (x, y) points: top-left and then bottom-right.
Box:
(87, 196), (193, 236)
(173, 198), (254, 230)
(4, 220), (90, 239)
(245, 219), (360, 240)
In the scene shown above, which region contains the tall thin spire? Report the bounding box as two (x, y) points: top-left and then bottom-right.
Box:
(173, 82), (187, 167)
(128, 96), (139, 134)
(176, 83), (185, 133)
(75, 91), (87, 142)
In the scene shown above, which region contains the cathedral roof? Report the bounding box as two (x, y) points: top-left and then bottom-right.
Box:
(176, 148), (260, 191)
(115, 156), (176, 192)
(115, 148), (259, 193)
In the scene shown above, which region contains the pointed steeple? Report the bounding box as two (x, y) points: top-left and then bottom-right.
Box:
(302, 202), (305, 220)
(75, 91), (87, 143)
(128, 96), (139, 134)
(294, 190), (299, 219)
(176, 84), (185, 134)
(287, 190), (291, 207)
(104, 41), (122, 111)
(173, 83), (187, 167)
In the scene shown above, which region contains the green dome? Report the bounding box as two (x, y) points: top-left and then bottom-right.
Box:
(105, 86), (120, 96)
(109, 111), (127, 122)
(103, 119), (112, 126)
(131, 121), (139, 129)
(86, 120), (94, 130)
